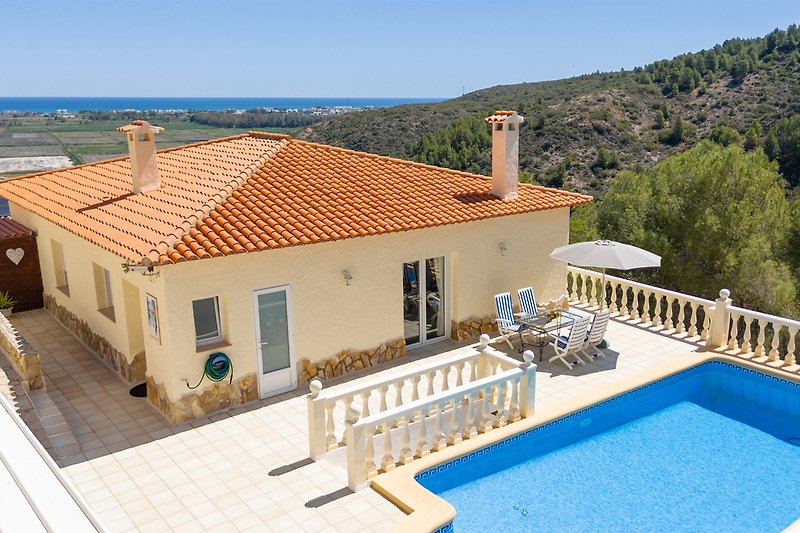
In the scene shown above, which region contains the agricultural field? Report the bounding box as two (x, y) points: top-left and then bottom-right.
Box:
(0, 115), (293, 176)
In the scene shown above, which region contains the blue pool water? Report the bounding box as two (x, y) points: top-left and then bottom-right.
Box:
(418, 362), (800, 532)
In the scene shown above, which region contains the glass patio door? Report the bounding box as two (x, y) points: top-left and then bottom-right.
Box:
(253, 285), (296, 398)
(403, 256), (446, 346)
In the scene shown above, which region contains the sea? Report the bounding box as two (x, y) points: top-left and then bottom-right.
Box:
(0, 96), (446, 114)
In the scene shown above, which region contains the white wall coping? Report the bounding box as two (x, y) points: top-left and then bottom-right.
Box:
(0, 385), (103, 531)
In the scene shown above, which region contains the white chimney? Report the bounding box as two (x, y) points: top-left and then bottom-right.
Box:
(486, 110), (525, 200)
(116, 120), (164, 194)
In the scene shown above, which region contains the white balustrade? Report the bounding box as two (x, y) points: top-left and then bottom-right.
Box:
(569, 266), (800, 368)
(307, 335), (520, 460)
(727, 304), (800, 367)
(345, 351), (537, 490)
(567, 266), (713, 341)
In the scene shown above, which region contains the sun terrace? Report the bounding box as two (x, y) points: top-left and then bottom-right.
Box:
(2, 266), (799, 532)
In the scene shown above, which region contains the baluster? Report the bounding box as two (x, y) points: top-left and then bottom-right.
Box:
(652, 293), (662, 327)
(341, 395), (353, 445)
(675, 299), (685, 334)
(426, 371), (437, 416)
(785, 328), (798, 367)
(489, 383), (499, 406)
(768, 324), (781, 361)
(663, 297), (674, 330)
(610, 282), (619, 313)
(440, 367), (451, 391)
(360, 391), (371, 418)
(410, 376), (421, 423)
(493, 380), (508, 428)
(398, 415), (414, 464)
(578, 274), (588, 304)
(365, 425), (378, 479)
(455, 362), (465, 388)
(415, 409), (431, 457)
(592, 276), (601, 307)
(469, 359), (478, 383)
(508, 376), (521, 422)
(377, 386), (389, 432)
(448, 398), (463, 445)
(325, 401), (337, 450)
(630, 289), (640, 320)
(393, 382), (404, 409)
(688, 302), (698, 336)
(728, 313), (740, 351)
(462, 392), (478, 439)
(741, 317), (753, 354)
(619, 285), (630, 317)
(381, 425), (396, 472)
(478, 386), (493, 433)
(702, 312), (711, 341)
(754, 319), (767, 358)
(432, 402), (447, 451)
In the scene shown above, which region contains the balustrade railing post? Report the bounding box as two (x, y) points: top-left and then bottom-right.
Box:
(519, 351), (537, 418)
(476, 334), (492, 379)
(709, 289), (732, 348)
(307, 380), (327, 460)
(345, 401), (366, 491)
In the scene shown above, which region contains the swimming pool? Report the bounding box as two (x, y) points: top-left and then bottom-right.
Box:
(417, 361), (800, 532)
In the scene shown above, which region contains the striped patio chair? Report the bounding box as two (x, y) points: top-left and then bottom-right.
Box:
(494, 292), (525, 350)
(516, 287), (539, 317)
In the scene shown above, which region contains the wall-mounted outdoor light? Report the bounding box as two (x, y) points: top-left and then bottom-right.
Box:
(499, 242), (508, 256)
(343, 270), (353, 286)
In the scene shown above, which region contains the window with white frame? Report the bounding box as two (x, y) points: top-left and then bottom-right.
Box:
(192, 297), (222, 346)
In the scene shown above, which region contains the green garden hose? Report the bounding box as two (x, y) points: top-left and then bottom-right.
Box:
(187, 352), (233, 389)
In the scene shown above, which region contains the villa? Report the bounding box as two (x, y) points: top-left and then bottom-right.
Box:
(3, 112), (800, 533)
(0, 111), (590, 423)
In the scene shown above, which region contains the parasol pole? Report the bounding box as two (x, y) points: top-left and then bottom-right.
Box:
(600, 268), (606, 310)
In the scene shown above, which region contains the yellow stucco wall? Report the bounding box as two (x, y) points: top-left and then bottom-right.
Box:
(10, 201), (572, 403)
(156, 208), (571, 400)
(8, 203), (163, 370)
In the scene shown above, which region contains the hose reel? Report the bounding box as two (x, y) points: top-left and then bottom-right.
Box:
(187, 352), (233, 389)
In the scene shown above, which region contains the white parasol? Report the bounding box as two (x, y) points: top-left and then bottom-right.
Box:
(549, 240), (661, 309)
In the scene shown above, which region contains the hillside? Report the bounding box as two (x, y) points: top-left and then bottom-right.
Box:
(299, 26), (800, 195)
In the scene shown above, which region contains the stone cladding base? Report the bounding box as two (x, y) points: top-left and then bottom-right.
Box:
(146, 373), (258, 424)
(299, 337), (407, 385)
(44, 293), (146, 383)
(450, 315), (498, 341)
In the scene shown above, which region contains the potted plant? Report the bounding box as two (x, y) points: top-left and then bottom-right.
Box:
(0, 291), (16, 318)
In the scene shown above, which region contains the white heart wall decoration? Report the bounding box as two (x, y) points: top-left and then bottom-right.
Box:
(6, 248), (24, 266)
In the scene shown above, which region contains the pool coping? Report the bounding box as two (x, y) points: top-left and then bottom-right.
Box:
(371, 351), (800, 533)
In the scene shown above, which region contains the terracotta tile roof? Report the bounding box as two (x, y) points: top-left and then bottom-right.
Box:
(159, 139), (591, 264)
(0, 216), (30, 239)
(486, 110), (520, 123)
(0, 131), (591, 266)
(0, 134), (289, 262)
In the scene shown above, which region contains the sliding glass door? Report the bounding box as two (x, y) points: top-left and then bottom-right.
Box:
(403, 256), (446, 345)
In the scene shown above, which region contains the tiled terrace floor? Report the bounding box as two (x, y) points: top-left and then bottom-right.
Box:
(8, 307), (708, 532)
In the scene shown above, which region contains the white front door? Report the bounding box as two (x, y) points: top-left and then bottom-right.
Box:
(253, 285), (296, 398)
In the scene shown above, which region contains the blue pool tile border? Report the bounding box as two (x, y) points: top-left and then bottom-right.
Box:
(415, 360), (799, 483)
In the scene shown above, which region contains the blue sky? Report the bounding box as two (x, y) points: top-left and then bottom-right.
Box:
(2, 0), (799, 97)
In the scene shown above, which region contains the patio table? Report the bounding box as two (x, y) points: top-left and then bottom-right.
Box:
(517, 310), (584, 361)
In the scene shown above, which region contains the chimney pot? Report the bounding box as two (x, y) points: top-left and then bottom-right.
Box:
(116, 120), (164, 194)
(486, 110), (524, 200)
